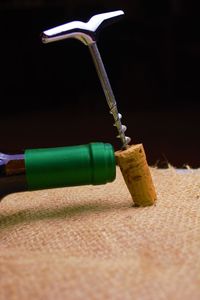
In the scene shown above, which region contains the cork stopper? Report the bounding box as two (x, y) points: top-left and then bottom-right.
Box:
(115, 144), (157, 206)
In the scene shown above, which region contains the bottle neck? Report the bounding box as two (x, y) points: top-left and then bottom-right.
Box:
(0, 143), (116, 197)
(0, 153), (25, 175)
(0, 152), (27, 197)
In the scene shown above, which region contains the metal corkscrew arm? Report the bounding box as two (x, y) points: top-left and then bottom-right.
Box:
(41, 10), (131, 149)
(88, 42), (131, 148)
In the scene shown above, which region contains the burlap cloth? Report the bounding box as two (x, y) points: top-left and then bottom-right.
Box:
(0, 167), (200, 300)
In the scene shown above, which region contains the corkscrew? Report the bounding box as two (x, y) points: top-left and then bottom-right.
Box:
(41, 10), (131, 149)
(0, 11), (158, 205)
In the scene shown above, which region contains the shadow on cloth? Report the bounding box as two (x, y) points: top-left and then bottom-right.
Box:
(0, 200), (132, 231)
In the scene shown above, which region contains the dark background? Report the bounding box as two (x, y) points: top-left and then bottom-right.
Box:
(0, 1), (199, 167)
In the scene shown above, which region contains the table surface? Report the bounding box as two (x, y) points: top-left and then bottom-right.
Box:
(0, 167), (200, 300)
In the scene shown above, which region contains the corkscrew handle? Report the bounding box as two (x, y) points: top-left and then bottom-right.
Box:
(41, 11), (124, 45)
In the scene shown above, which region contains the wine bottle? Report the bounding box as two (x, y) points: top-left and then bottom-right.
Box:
(0, 143), (116, 197)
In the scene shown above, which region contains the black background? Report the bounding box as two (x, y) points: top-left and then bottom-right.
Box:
(0, 1), (199, 167)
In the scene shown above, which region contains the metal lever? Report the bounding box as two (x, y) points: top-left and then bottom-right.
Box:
(41, 10), (131, 149)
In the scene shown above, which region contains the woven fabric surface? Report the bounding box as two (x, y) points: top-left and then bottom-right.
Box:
(0, 167), (200, 300)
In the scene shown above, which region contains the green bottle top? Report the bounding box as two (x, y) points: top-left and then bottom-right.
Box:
(25, 143), (116, 190)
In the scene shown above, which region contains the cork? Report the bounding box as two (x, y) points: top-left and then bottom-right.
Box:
(115, 144), (157, 206)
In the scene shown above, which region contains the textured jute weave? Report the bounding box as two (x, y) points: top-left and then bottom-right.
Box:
(0, 167), (200, 300)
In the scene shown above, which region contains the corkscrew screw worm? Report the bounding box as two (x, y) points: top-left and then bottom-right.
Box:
(41, 10), (131, 149)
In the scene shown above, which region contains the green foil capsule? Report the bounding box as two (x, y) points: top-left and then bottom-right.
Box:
(25, 143), (116, 190)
